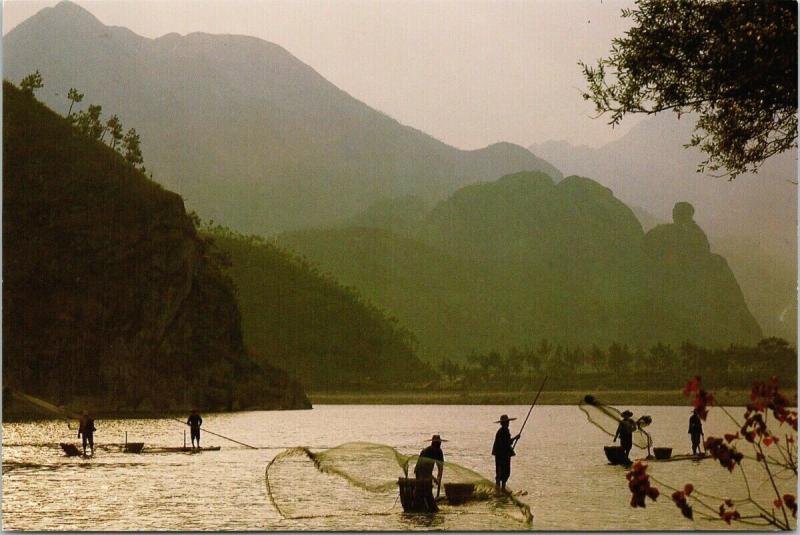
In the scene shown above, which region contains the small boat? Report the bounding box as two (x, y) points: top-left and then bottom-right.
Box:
(398, 477), (438, 512)
(603, 446), (631, 466)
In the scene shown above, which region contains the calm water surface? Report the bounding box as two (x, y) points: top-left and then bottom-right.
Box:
(2, 405), (793, 530)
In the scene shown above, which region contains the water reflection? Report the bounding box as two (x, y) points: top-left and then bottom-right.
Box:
(3, 404), (792, 530)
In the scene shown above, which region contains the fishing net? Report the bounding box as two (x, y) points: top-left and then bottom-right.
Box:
(265, 442), (532, 526)
(578, 395), (653, 451)
(6, 389), (79, 422)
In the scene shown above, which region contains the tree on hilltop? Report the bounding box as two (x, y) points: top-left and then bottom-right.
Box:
(75, 104), (104, 140)
(123, 128), (144, 169)
(66, 87), (84, 117)
(105, 115), (123, 150)
(19, 71), (43, 96)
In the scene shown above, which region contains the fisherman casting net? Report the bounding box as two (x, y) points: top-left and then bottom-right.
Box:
(265, 442), (532, 527)
(578, 395), (653, 451)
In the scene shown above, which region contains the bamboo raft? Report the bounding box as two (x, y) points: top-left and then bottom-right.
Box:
(605, 445), (710, 465)
(637, 453), (710, 463)
(60, 443), (221, 456)
(139, 446), (221, 453)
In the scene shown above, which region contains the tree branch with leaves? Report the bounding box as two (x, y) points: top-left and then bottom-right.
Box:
(581, 0), (797, 179)
(19, 71), (43, 96)
(625, 376), (797, 530)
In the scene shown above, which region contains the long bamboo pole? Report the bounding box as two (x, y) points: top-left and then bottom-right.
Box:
(512, 375), (548, 447)
(172, 418), (258, 449)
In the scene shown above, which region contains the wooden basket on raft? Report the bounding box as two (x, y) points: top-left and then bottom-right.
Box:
(124, 442), (145, 453)
(397, 478), (477, 511)
(443, 483), (476, 504)
(653, 447), (673, 460)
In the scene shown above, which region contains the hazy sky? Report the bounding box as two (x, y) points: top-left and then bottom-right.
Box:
(3, 0), (643, 150)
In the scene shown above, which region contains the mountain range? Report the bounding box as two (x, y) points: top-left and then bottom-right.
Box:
(4, 1), (787, 376)
(4, 1), (560, 235)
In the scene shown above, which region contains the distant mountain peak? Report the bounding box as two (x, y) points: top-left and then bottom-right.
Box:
(6, 2), (561, 233)
(38, 1), (105, 28)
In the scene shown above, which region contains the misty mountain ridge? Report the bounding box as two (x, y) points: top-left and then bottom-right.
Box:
(532, 114), (797, 342)
(531, 113), (795, 251)
(5, 1), (561, 234)
(279, 171), (762, 360)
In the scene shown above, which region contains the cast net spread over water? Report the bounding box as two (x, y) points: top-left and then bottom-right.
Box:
(578, 395), (653, 451)
(265, 442), (532, 526)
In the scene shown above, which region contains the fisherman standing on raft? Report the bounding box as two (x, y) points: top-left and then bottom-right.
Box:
(613, 410), (636, 460)
(187, 408), (203, 449)
(77, 411), (96, 456)
(492, 414), (520, 492)
(414, 434), (446, 511)
(688, 409), (704, 456)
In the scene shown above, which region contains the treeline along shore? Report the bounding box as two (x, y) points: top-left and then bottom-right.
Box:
(308, 389), (796, 407)
(309, 337), (797, 405)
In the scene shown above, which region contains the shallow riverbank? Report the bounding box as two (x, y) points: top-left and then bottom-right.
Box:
(308, 388), (787, 406)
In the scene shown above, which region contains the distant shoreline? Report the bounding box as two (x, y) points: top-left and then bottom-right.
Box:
(5, 389), (795, 421)
(308, 389), (792, 407)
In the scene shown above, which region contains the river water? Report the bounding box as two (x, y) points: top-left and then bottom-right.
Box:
(2, 404), (794, 530)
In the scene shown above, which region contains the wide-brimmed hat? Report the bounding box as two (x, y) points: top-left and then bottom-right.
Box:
(621, 410), (633, 417)
(495, 414), (517, 424)
(427, 434), (448, 443)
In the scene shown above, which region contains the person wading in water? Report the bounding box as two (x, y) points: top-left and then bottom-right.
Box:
(187, 408), (203, 449)
(492, 414), (520, 492)
(78, 411), (96, 456)
(613, 410), (636, 460)
(688, 409), (704, 455)
(414, 434), (446, 511)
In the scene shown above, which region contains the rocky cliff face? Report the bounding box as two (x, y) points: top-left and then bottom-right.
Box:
(3, 82), (309, 414)
(643, 202), (762, 346)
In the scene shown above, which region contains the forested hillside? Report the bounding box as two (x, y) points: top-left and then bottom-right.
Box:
(205, 227), (433, 389)
(3, 82), (309, 414)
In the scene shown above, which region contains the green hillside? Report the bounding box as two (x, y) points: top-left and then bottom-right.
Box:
(3, 81), (309, 415)
(278, 172), (762, 361)
(205, 227), (434, 390)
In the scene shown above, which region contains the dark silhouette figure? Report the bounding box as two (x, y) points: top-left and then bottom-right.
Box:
(78, 411), (96, 456)
(187, 409), (203, 449)
(689, 409), (704, 455)
(614, 410), (636, 460)
(414, 434), (446, 512)
(492, 414), (520, 491)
